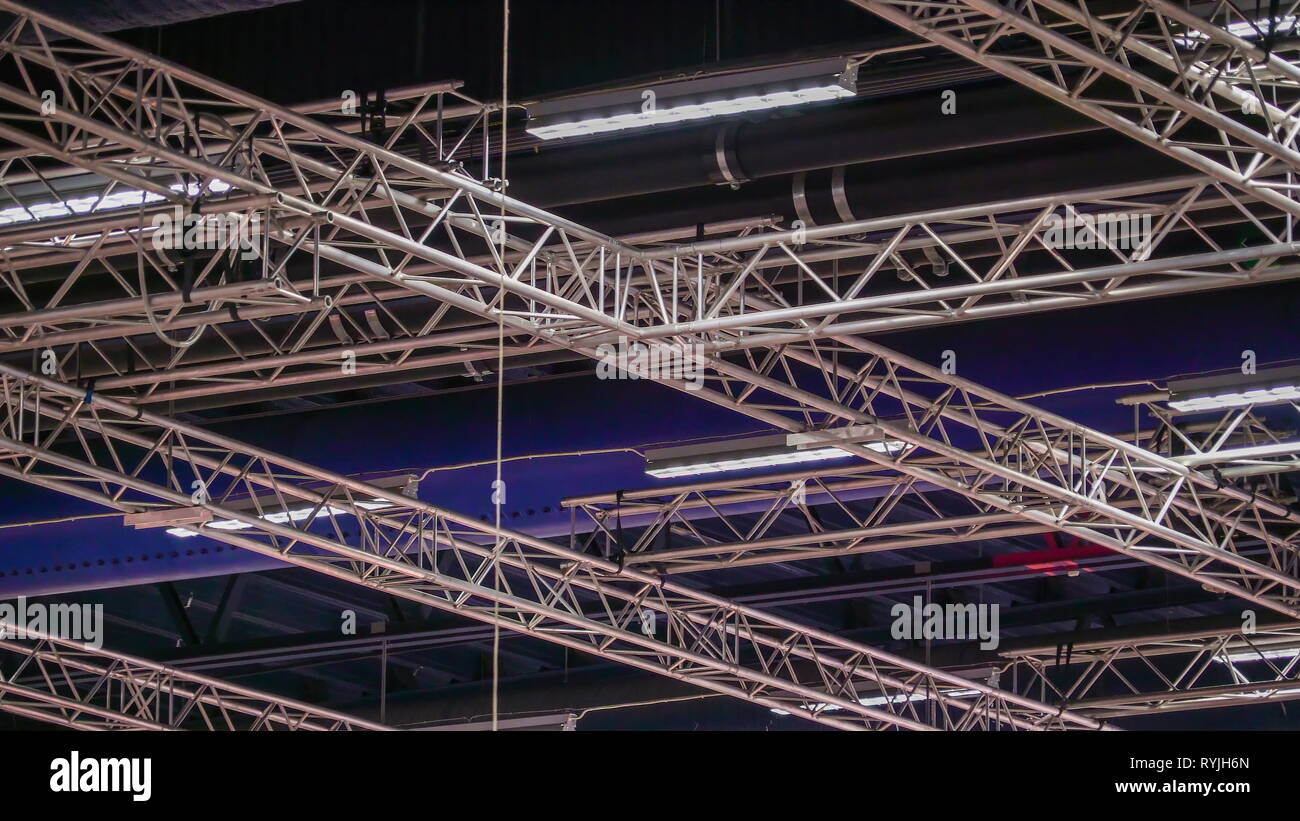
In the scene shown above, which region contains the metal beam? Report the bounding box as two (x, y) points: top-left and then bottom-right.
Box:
(0, 7), (1296, 408)
(846, 0), (1300, 218)
(0, 363), (1107, 731)
(0, 625), (390, 730)
(567, 409), (1300, 573)
(0, 0), (1296, 712)
(992, 614), (1300, 717)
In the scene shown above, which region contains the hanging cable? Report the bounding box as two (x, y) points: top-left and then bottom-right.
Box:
(492, 0), (510, 733)
(137, 196), (207, 350)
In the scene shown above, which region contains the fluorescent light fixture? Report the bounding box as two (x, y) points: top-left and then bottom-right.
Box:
(770, 689), (980, 716)
(1180, 685), (1300, 704)
(1174, 15), (1298, 47)
(1167, 366), (1300, 413)
(1212, 646), (1300, 664)
(121, 474), (417, 538)
(526, 59), (857, 140)
(644, 443), (853, 479)
(644, 430), (905, 479)
(786, 425), (907, 455)
(164, 499), (394, 538)
(0, 179), (233, 228)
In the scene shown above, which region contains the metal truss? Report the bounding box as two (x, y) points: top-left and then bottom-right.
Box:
(0, 216), (763, 407)
(4, 167), (1296, 405)
(2, 0), (1300, 727)
(6, 171), (1300, 407)
(1138, 399), (1300, 478)
(0, 1), (1297, 622)
(568, 409), (1300, 574)
(0, 0), (640, 351)
(846, 0), (1300, 218)
(0, 0), (1296, 404)
(635, 174), (1298, 343)
(567, 462), (1055, 574)
(588, 327), (1300, 618)
(990, 616), (1300, 718)
(0, 364), (1107, 731)
(0, 626), (390, 730)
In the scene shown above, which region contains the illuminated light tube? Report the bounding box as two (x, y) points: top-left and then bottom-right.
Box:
(643, 431), (905, 479)
(770, 689), (980, 716)
(1166, 366), (1300, 413)
(526, 58), (858, 141)
(165, 499), (394, 538)
(0, 179), (234, 227)
(1211, 646), (1300, 664)
(1181, 686), (1300, 704)
(150, 473), (419, 538)
(1174, 14), (1298, 47)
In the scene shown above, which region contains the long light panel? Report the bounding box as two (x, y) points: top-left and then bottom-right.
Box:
(165, 499), (395, 538)
(134, 474), (420, 538)
(644, 431), (905, 479)
(0, 179), (234, 227)
(1167, 366), (1300, 412)
(1174, 14), (1298, 47)
(770, 688), (982, 716)
(526, 59), (857, 141)
(1212, 646), (1300, 664)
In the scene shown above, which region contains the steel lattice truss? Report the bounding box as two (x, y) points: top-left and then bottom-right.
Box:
(990, 617), (1300, 717)
(7, 170), (1300, 405)
(0, 1), (640, 359)
(635, 175), (1297, 344)
(3, 0), (1295, 618)
(0, 1), (1295, 403)
(608, 331), (1300, 616)
(567, 462), (1056, 574)
(0, 363), (1109, 731)
(0, 0), (1294, 641)
(0, 627), (390, 730)
(1139, 399), (1300, 477)
(0, 0), (1297, 727)
(847, 0), (1300, 218)
(568, 405), (1300, 574)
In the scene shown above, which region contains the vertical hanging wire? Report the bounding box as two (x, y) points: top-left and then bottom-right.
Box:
(492, 0), (510, 733)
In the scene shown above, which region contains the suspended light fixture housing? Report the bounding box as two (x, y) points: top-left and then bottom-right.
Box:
(525, 58), (858, 141)
(644, 429), (905, 479)
(1166, 366), (1300, 413)
(122, 474), (419, 538)
(1173, 12), (1299, 48)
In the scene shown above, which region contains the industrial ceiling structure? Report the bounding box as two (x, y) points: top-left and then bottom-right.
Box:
(0, 0), (1298, 735)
